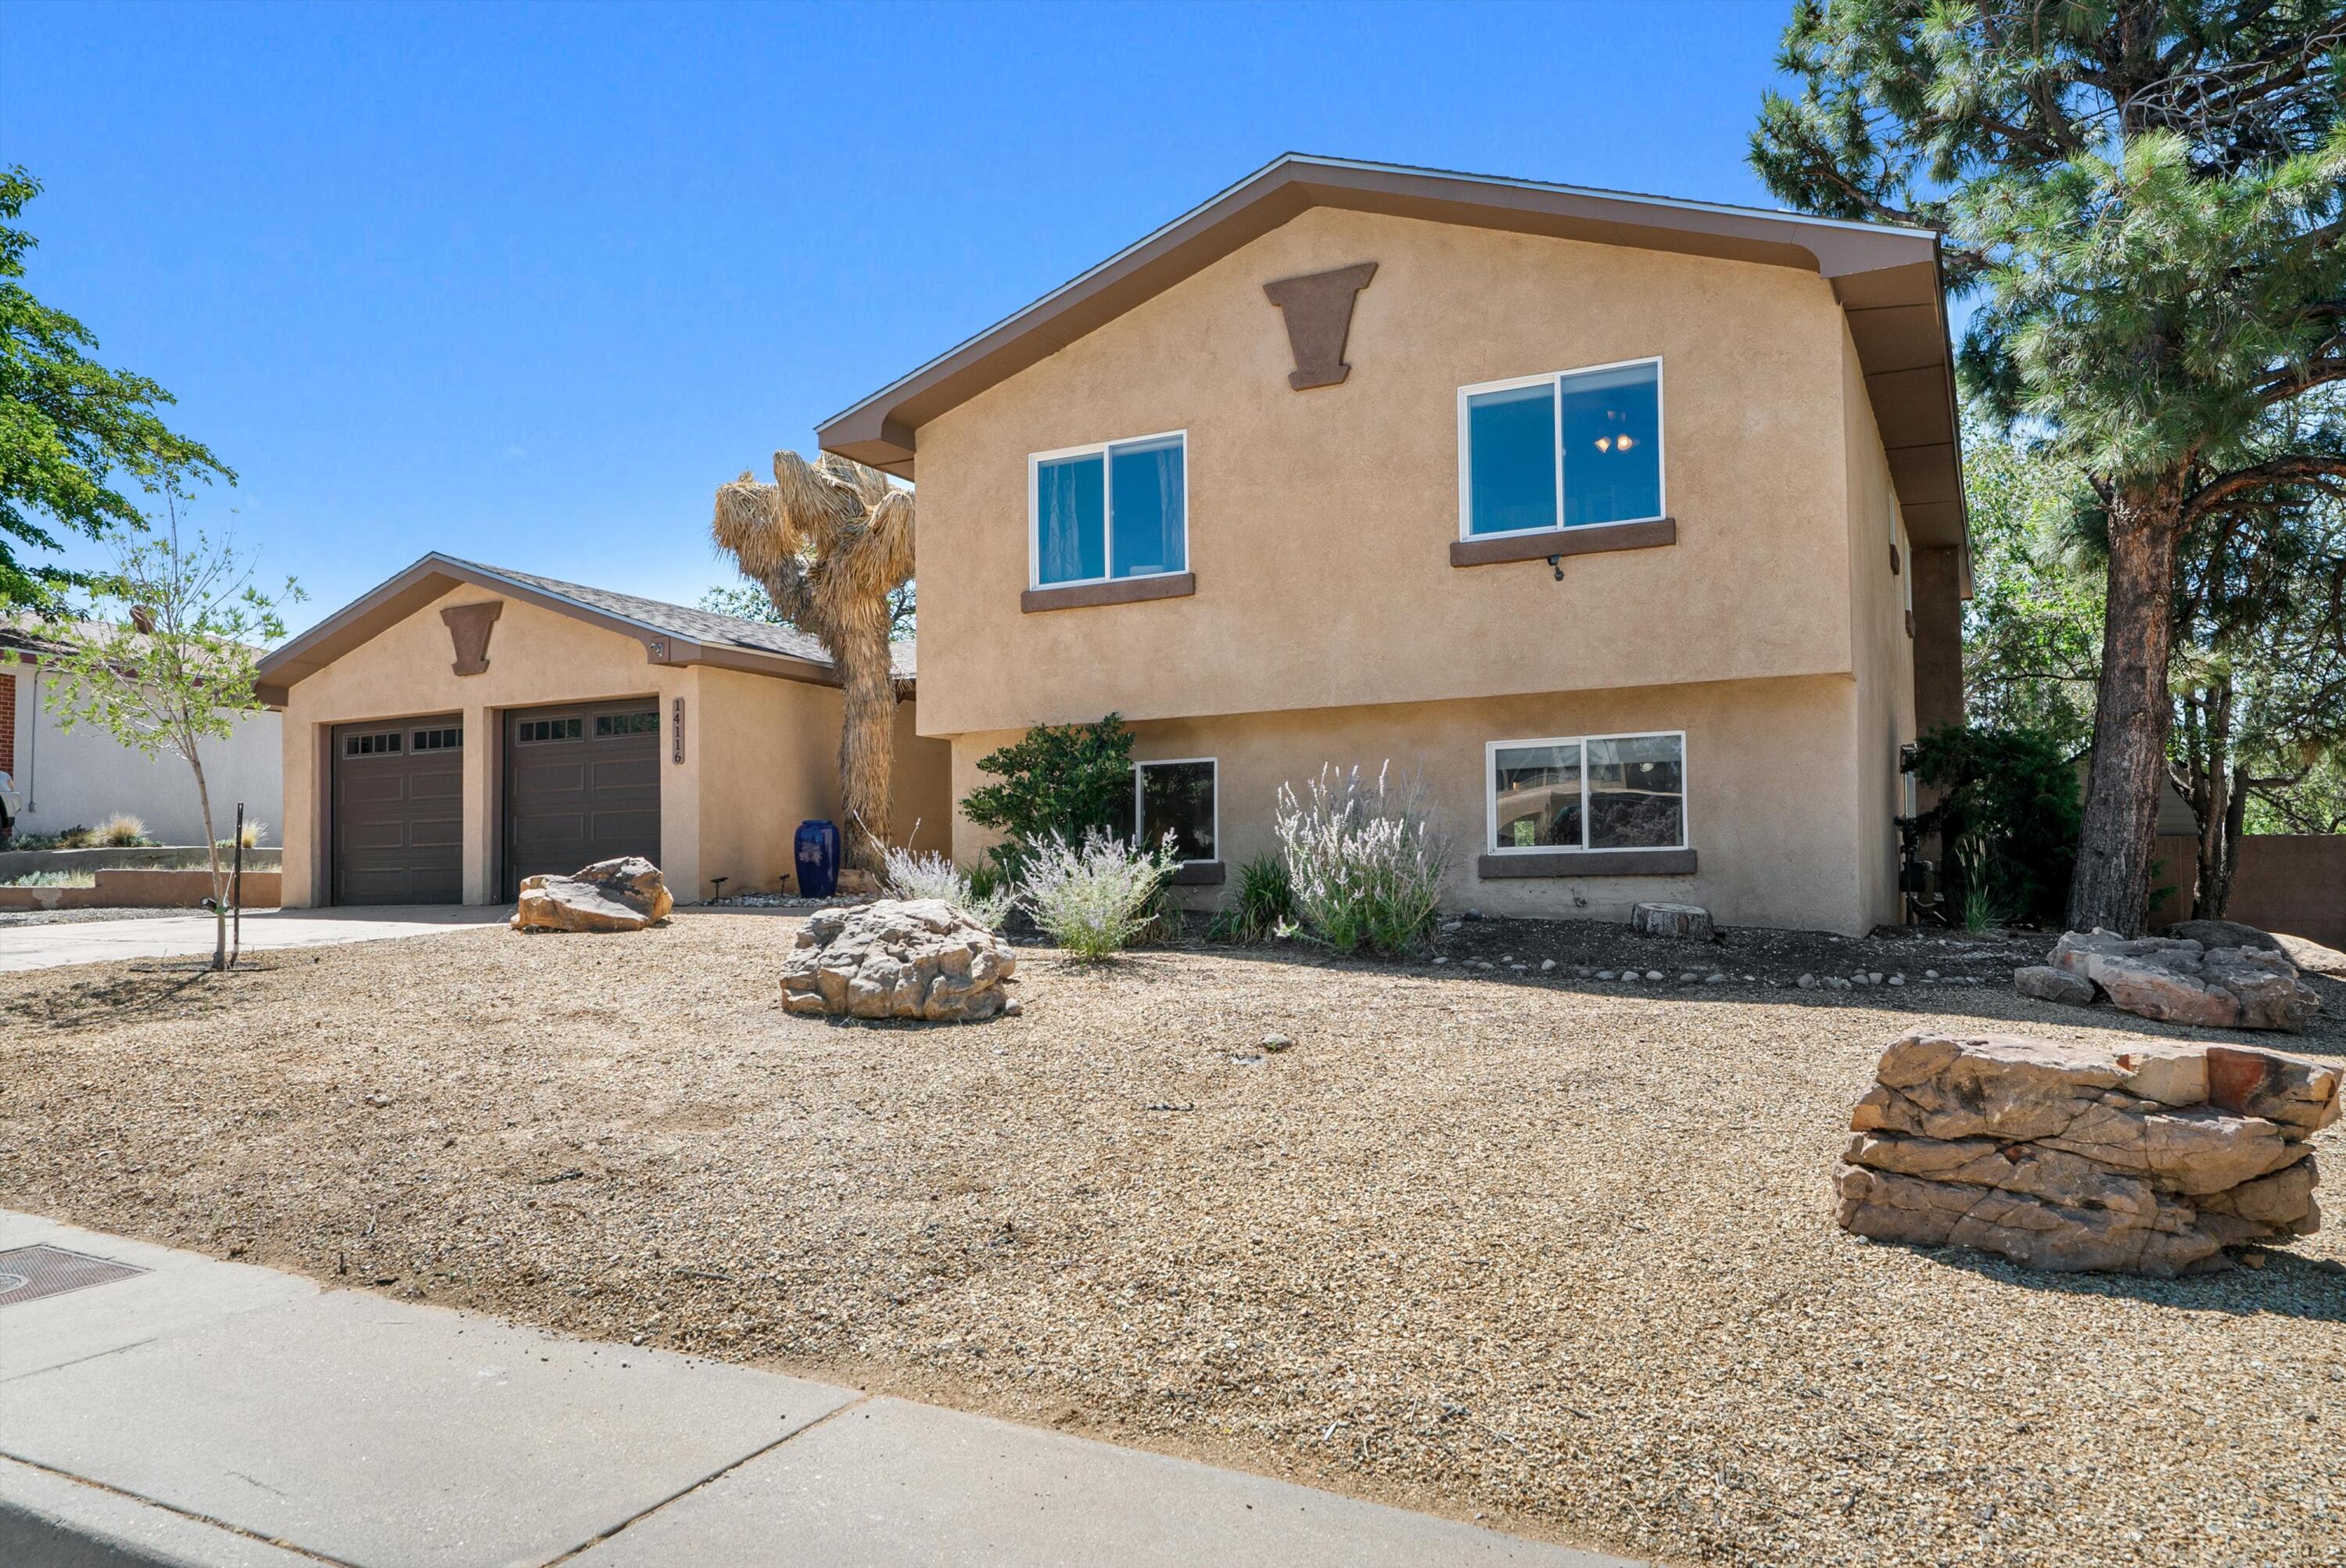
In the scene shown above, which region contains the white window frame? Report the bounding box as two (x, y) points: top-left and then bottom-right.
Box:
(1028, 429), (1190, 591)
(1133, 755), (1218, 865)
(1483, 729), (1689, 856)
(1456, 357), (1666, 541)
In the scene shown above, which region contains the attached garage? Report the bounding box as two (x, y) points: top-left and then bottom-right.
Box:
(330, 716), (463, 905)
(503, 701), (662, 895)
(256, 554), (952, 910)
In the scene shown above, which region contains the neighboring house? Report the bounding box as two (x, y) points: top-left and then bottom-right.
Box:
(251, 555), (949, 906)
(1, 621), (283, 846)
(817, 155), (1971, 935)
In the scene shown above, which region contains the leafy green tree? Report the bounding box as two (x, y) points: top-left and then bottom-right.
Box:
(700, 578), (915, 640)
(1960, 418), (2104, 750)
(959, 715), (1135, 873)
(1754, 2), (2346, 932)
(20, 508), (300, 969)
(1, 168), (231, 611)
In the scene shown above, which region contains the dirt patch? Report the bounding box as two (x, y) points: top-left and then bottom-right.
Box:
(1, 916), (2340, 1568)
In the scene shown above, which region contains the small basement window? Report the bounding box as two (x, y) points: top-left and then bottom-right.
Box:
(1031, 432), (1187, 589)
(1487, 731), (1685, 855)
(595, 712), (659, 737)
(1461, 359), (1663, 539)
(1109, 758), (1218, 863)
(516, 717), (583, 744)
(411, 727), (462, 751)
(344, 731), (402, 756)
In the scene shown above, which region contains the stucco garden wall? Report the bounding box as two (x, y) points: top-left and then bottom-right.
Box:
(6, 661), (282, 846)
(949, 674), (1873, 935)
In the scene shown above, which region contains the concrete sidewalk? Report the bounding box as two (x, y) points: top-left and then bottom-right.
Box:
(0, 1212), (1634, 1567)
(0, 906), (509, 973)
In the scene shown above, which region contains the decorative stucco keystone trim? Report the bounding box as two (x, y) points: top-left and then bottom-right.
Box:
(1476, 849), (1698, 879)
(1262, 261), (1376, 389)
(440, 601), (503, 675)
(1449, 517), (1676, 569)
(1021, 572), (1196, 614)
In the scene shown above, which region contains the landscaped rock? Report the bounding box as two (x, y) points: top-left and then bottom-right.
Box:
(1630, 902), (1714, 941)
(2014, 964), (2096, 1006)
(2047, 928), (2320, 1033)
(779, 897), (1017, 1021)
(2163, 918), (2286, 955)
(511, 856), (674, 933)
(1835, 1029), (2340, 1276)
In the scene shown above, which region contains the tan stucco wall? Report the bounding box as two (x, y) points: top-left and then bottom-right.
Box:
(949, 676), (1874, 933)
(1841, 332), (1920, 930)
(911, 204), (1864, 737)
(278, 587), (950, 906)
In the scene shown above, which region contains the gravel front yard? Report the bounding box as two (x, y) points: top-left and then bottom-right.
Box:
(2, 913), (2341, 1566)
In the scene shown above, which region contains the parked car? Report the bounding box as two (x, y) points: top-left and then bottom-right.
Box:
(0, 769), (19, 843)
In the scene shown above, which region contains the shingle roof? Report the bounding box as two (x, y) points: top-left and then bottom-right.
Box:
(439, 558), (916, 679)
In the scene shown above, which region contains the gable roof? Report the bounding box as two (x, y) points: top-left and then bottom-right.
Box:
(253, 553), (914, 706)
(816, 152), (1968, 551)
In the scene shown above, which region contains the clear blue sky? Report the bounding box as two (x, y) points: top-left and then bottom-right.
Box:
(4, 0), (1802, 633)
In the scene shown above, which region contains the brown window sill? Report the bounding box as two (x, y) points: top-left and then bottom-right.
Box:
(1450, 517), (1676, 569)
(1168, 859), (1225, 886)
(1022, 572), (1196, 614)
(1476, 848), (1697, 879)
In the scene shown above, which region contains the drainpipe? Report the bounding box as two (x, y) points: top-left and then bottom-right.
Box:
(20, 658), (38, 817)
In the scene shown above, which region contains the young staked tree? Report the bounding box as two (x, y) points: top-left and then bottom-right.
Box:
(1, 167), (230, 612)
(1753, 2), (2346, 932)
(23, 505), (298, 970)
(712, 450), (913, 872)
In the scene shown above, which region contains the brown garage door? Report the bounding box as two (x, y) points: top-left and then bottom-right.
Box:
(504, 701), (662, 895)
(332, 716), (464, 906)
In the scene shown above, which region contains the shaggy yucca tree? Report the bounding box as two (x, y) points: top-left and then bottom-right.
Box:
(714, 450), (913, 873)
(1275, 762), (1451, 955)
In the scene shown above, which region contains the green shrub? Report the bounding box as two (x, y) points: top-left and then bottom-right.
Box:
(1018, 829), (1175, 959)
(1275, 763), (1451, 956)
(1207, 852), (1296, 943)
(4, 870), (95, 888)
(1908, 725), (2079, 928)
(960, 716), (1135, 874)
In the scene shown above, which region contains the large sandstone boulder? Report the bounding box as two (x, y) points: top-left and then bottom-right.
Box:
(2163, 918), (2285, 955)
(2045, 928), (2320, 1032)
(512, 857), (674, 933)
(1835, 1029), (2340, 1276)
(780, 898), (1017, 1021)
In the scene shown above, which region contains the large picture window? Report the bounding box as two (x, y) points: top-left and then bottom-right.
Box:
(1460, 359), (1663, 539)
(1487, 731), (1684, 854)
(1110, 758), (1217, 863)
(1031, 431), (1188, 589)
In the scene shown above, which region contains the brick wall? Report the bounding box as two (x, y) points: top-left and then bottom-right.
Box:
(0, 669), (14, 775)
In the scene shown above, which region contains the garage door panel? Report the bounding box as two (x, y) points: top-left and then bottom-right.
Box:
(332, 716), (464, 907)
(504, 702), (662, 895)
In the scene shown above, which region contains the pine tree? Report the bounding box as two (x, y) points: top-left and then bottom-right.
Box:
(1752, 0), (2346, 932)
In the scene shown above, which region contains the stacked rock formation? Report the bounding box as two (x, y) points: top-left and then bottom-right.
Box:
(2013, 928), (2320, 1032)
(511, 856), (674, 933)
(1835, 1029), (2340, 1276)
(780, 898), (1017, 1021)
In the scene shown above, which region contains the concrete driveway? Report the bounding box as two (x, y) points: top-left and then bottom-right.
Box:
(0, 906), (510, 973)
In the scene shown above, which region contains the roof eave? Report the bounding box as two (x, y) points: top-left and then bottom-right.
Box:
(815, 152), (1969, 547)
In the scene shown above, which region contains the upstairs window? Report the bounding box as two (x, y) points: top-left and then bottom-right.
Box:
(1487, 731), (1685, 854)
(1031, 432), (1187, 588)
(1461, 359), (1663, 538)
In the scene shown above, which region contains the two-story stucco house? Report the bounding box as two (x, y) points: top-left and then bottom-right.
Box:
(816, 156), (1969, 935)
